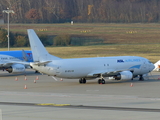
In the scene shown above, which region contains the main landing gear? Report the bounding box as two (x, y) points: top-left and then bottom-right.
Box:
(98, 74), (105, 84)
(79, 74), (106, 84)
(98, 78), (105, 84)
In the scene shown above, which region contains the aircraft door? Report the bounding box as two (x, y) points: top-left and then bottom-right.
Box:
(55, 66), (61, 75)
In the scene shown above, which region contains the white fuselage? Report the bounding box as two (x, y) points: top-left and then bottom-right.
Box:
(31, 56), (154, 79)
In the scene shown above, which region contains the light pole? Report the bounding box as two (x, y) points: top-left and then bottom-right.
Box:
(2, 8), (14, 51)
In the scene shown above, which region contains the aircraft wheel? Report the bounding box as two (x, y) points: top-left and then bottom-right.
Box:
(102, 79), (105, 84)
(82, 78), (86, 83)
(98, 79), (102, 84)
(98, 79), (105, 84)
(79, 78), (83, 84)
(79, 78), (86, 84)
(139, 75), (144, 81)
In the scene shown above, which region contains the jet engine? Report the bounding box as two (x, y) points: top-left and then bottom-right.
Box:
(110, 71), (133, 80)
(6, 64), (25, 73)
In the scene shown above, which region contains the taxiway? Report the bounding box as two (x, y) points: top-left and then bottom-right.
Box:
(0, 70), (160, 120)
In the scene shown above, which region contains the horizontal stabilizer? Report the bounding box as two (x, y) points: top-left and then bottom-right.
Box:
(30, 61), (52, 66)
(153, 60), (160, 71)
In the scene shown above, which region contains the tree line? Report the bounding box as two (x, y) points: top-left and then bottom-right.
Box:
(1, 0), (160, 23)
(0, 28), (51, 47)
(0, 28), (104, 47)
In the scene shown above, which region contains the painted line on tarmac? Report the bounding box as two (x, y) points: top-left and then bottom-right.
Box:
(37, 103), (70, 106)
(0, 102), (160, 112)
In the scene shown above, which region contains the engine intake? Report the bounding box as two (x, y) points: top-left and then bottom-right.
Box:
(111, 71), (133, 80)
(6, 64), (25, 73)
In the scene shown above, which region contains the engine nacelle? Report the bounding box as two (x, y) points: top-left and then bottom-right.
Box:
(6, 64), (25, 73)
(109, 71), (133, 80)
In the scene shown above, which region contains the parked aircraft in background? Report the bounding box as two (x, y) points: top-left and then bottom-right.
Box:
(0, 50), (33, 73)
(28, 29), (155, 84)
(153, 60), (160, 71)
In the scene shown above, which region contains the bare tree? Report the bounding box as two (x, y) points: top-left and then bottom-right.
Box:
(25, 8), (41, 23)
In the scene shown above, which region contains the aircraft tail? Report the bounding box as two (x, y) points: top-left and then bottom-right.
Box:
(27, 29), (61, 62)
(153, 60), (160, 71)
(22, 49), (28, 61)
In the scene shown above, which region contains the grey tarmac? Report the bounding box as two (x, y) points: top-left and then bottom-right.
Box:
(0, 69), (160, 120)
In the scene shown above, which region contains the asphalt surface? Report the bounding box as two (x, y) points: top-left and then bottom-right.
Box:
(0, 69), (160, 120)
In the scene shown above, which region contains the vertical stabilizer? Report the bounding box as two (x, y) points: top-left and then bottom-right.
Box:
(153, 60), (160, 71)
(27, 29), (60, 62)
(22, 49), (28, 61)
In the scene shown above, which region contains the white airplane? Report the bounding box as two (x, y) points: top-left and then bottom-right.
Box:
(0, 50), (33, 73)
(153, 60), (160, 71)
(27, 29), (155, 84)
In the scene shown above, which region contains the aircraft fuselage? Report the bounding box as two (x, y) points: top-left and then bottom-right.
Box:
(31, 56), (154, 79)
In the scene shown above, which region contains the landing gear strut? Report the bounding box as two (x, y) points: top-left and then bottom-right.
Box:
(79, 78), (86, 84)
(98, 74), (105, 84)
(139, 75), (144, 81)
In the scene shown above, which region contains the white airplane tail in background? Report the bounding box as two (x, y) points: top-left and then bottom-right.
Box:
(27, 29), (61, 62)
(153, 60), (160, 71)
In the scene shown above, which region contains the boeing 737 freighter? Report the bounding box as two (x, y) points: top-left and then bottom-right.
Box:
(28, 29), (155, 84)
(0, 50), (33, 73)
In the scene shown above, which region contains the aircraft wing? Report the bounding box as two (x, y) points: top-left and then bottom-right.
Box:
(87, 69), (132, 77)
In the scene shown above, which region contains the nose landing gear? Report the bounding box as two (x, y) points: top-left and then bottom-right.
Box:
(139, 75), (144, 81)
(79, 78), (86, 84)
